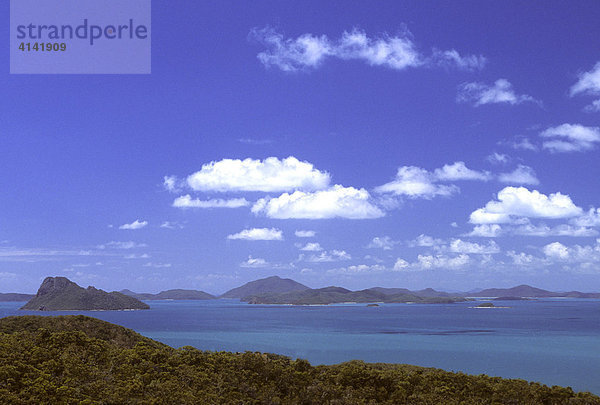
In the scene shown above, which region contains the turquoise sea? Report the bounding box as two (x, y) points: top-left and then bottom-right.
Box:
(2, 298), (599, 394)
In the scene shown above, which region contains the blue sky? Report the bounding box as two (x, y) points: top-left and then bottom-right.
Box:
(2, 1), (600, 294)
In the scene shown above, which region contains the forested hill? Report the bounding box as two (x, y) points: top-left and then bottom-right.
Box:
(0, 315), (598, 404)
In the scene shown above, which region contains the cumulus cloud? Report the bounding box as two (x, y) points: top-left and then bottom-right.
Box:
(543, 242), (570, 260)
(447, 239), (500, 254)
(298, 242), (323, 251)
(510, 137), (538, 152)
(434, 161), (492, 181)
(570, 61), (600, 111)
(469, 187), (583, 224)
(417, 254), (470, 269)
(457, 79), (538, 106)
(571, 208), (600, 227)
(240, 256), (269, 268)
(326, 264), (386, 275)
(252, 185), (384, 219)
(186, 157), (330, 193)
(409, 234), (444, 247)
(163, 176), (180, 192)
(498, 165), (539, 185)
(393, 258), (410, 270)
(119, 220), (148, 230)
(295, 230), (316, 238)
(252, 27), (483, 72)
(304, 249), (351, 262)
(367, 236), (397, 250)
(227, 228), (283, 241)
(466, 224), (503, 237)
(540, 124), (600, 153)
(514, 223), (597, 237)
(376, 162), (489, 200)
(375, 166), (457, 199)
(172, 195), (250, 209)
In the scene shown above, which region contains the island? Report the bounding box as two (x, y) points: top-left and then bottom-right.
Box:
(120, 289), (215, 300)
(242, 286), (470, 305)
(20, 277), (149, 311)
(220, 275), (309, 298)
(0, 315), (597, 404)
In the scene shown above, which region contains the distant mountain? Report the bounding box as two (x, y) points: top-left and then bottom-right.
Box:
(467, 285), (600, 298)
(243, 287), (469, 305)
(21, 277), (149, 311)
(221, 276), (309, 298)
(0, 293), (34, 302)
(120, 289), (215, 300)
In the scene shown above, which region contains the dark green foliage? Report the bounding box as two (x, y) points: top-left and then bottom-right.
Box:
(20, 277), (149, 311)
(1, 316), (598, 404)
(477, 302), (496, 308)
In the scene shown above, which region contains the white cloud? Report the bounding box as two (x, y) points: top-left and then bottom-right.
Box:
(431, 49), (486, 71)
(295, 230), (316, 238)
(393, 258), (409, 270)
(97, 241), (147, 249)
(470, 187), (583, 224)
(417, 254), (470, 269)
(186, 157), (330, 193)
(367, 236), (397, 250)
(506, 251), (535, 265)
(376, 162), (489, 200)
(160, 221), (184, 229)
(514, 223), (597, 237)
(227, 228), (283, 241)
(240, 256), (269, 268)
(252, 185), (384, 219)
(447, 239), (500, 254)
(163, 176), (180, 192)
(487, 152), (510, 165)
(409, 234), (444, 247)
(572, 208), (600, 227)
(375, 166), (457, 199)
(540, 124), (600, 153)
(143, 262), (172, 268)
(118, 220), (148, 230)
(543, 242), (570, 260)
(304, 249), (351, 262)
(457, 79), (538, 106)
(467, 224), (503, 237)
(510, 137), (538, 151)
(252, 27), (483, 72)
(326, 264), (386, 275)
(172, 195), (250, 209)
(584, 99), (600, 112)
(434, 161), (491, 181)
(498, 165), (539, 185)
(124, 253), (150, 259)
(299, 242), (323, 251)
(570, 61), (600, 111)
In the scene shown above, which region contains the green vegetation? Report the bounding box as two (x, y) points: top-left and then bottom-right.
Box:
(476, 302), (496, 308)
(0, 315), (597, 404)
(21, 277), (149, 311)
(243, 287), (469, 305)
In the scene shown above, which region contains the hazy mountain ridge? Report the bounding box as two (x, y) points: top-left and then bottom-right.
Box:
(243, 286), (469, 305)
(220, 275), (309, 298)
(0, 293), (34, 302)
(21, 277), (149, 311)
(120, 289), (215, 300)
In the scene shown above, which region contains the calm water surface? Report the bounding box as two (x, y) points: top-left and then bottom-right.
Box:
(2, 298), (599, 394)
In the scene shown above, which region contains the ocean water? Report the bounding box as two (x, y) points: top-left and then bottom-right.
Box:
(1, 298), (599, 394)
